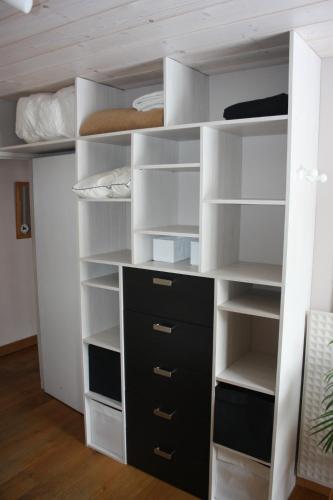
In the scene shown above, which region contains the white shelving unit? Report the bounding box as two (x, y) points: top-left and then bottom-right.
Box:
(0, 31), (321, 500)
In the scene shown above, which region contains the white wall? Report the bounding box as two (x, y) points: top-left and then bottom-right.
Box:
(311, 57), (333, 311)
(0, 161), (37, 347)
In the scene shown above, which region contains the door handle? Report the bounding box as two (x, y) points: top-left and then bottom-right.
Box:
(153, 366), (177, 378)
(152, 323), (175, 334)
(153, 407), (176, 421)
(153, 277), (174, 287)
(153, 446), (175, 461)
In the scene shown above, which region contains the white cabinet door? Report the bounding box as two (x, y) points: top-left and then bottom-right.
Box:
(33, 154), (83, 412)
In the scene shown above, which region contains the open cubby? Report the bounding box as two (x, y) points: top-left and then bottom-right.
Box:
(81, 262), (119, 291)
(218, 282), (281, 320)
(81, 285), (120, 352)
(133, 128), (200, 167)
(201, 203), (284, 278)
(132, 166), (200, 264)
(201, 126), (287, 203)
(76, 77), (164, 135)
(79, 200), (131, 262)
(216, 311), (279, 395)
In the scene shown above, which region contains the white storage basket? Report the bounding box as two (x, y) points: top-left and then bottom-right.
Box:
(214, 447), (270, 500)
(89, 399), (124, 461)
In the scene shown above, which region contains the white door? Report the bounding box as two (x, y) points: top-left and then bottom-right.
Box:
(33, 153), (83, 412)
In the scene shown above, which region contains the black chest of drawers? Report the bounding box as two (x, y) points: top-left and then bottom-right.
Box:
(123, 267), (214, 499)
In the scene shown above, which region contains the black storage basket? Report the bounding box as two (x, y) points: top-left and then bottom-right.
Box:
(214, 383), (274, 462)
(88, 344), (122, 402)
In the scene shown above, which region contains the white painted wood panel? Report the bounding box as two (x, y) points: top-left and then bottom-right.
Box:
(0, 1), (331, 97)
(269, 32), (321, 500)
(33, 153), (83, 413)
(164, 57), (209, 125)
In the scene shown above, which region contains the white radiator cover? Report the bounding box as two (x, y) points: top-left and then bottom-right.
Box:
(298, 310), (333, 487)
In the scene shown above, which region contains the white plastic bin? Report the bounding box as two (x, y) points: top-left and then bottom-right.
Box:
(214, 447), (270, 500)
(153, 236), (190, 263)
(89, 399), (124, 461)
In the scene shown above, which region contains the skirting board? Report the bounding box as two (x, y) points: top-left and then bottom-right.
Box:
(0, 335), (37, 356)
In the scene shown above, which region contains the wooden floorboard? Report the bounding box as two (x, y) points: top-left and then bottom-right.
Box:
(0, 346), (329, 500)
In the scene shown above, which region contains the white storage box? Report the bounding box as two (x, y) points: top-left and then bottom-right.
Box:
(214, 447), (269, 500)
(191, 240), (199, 265)
(88, 399), (124, 461)
(153, 236), (190, 263)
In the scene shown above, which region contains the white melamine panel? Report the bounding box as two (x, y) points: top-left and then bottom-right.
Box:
(164, 57), (209, 126)
(209, 64), (289, 121)
(82, 249), (132, 266)
(76, 77), (123, 135)
(33, 154), (82, 413)
(269, 33), (321, 500)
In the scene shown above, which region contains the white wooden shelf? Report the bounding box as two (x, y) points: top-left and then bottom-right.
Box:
(85, 391), (122, 411)
(219, 290), (281, 320)
(83, 326), (121, 352)
(82, 249), (131, 266)
(205, 199), (285, 206)
(137, 225), (199, 238)
(211, 262), (282, 287)
(216, 351), (277, 396)
(141, 258), (199, 275)
(78, 198), (131, 203)
(82, 274), (119, 291)
(210, 115), (288, 136)
(0, 137), (75, 155)
(135, 162), (200, 171)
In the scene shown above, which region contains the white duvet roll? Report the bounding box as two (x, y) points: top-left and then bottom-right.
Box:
(16, 86), (75, 143)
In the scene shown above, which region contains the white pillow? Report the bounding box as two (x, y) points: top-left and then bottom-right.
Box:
(72, 166), (131, 199)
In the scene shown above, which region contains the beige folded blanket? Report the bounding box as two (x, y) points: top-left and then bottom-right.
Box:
(79, 108), (164, 136)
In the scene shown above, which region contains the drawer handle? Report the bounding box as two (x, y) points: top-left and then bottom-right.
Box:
(153, 277), (174, 287)
(153, 407), (176, 421)
(153, 366), (177, 378)
(153, 446), (175, 461)
(152, 323), (175, 334)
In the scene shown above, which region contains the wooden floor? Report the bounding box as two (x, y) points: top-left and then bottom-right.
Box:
(0, 346), (328, 500)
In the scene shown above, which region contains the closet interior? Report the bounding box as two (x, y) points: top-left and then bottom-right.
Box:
(0, 32), (321, 500)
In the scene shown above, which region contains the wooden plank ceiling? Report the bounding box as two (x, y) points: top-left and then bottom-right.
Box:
(0, 0), (332, 98)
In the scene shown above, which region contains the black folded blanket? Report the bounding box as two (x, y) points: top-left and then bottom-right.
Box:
(223, 93), (288, 120)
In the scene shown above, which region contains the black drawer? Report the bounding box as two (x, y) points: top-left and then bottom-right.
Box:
(214, 383), (274, 463)
(126, 391), (211, 459)
(123, 267), (214, 327)
(125, 354), (212, 417)
(127, 430), (209, 499)
(124, 310), (213, 375)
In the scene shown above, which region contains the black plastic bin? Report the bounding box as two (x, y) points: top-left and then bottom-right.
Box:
(88, 344), (122, 402)
(213, 383), (274, 462)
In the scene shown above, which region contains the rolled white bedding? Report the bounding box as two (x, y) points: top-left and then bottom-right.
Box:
(16, 86), (75, 143)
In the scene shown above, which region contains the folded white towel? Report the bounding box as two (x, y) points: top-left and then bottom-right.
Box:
(133, 91), (164, 112)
